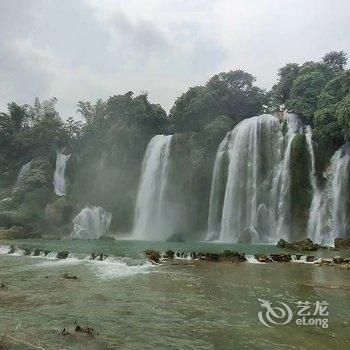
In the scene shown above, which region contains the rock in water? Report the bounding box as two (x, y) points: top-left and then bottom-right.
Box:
(145, 250), (161, 263)
(334, 238), (350, 250)
(71, 206), (111, 240)
(277, 238), (320, 251)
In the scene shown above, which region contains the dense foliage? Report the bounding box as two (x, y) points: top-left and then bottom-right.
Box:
(0, 51), (349, 238)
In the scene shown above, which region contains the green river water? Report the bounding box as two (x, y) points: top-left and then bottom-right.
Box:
(0, 239), (350, 349)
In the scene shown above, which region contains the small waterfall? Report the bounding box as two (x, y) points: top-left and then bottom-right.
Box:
(132, 134), (173, 241)
(308, 146), (350, 244)
(206, 113), (302, 243)
(72, 206), (111, 239)
(15, 161), (32, 187)
(53, 153), (70, 196)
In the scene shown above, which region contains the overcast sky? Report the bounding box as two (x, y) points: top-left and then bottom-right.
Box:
(1, 0), (349, 118)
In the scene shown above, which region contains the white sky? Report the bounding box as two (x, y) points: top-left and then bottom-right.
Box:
(1, 0), (349, 117)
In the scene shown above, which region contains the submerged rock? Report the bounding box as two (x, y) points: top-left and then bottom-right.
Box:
(277, 238), (320, 251)
(62, 272), (78, 280)
(334, 238), (350, 250)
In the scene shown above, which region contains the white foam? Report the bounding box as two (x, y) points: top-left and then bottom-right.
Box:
(173, 252), (193, 260)
(246, 255), (264, 264)
(30, 251), (46, 258)
(32, 257), (87, 268)
(11, 249), (25, 256)
(0, 245), (11, 254)
(90, 258), (155, 279)
(291, 255), (319, 264)
(46, 251), (58, 259)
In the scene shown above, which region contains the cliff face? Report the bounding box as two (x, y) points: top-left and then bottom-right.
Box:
(165, 133), (215, 239)
(290, 133), (312, 240)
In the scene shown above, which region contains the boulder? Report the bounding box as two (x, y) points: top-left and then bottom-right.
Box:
(270, 253), (292, 262)
(277, 238), (320, 251)
(57, 251), (69, 259)
(33, 249), (42, 256)
(334, 238), (350, 250)
(218, 250), (246, 262)
(145, 250), (161, 263)
(164, 250), (175, 259)
(255, 254), (271, 263)
(8, 245), (16, 254)
(204, 252), (220, 262)
(333, 256), (344, 264)
(306, 255), (315, 262)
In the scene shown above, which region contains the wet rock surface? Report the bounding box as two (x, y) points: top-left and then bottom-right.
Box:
(145, 249), (161, 263)
(277, 238), (321, 251)
(57, 251), (69, 259)
(334, 238), (350, 250)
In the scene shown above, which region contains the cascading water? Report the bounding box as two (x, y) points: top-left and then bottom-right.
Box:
(132, 134), (173, 241)
(53, 153), (70, 196)
(207, 134), (230, 241)
(308, 145), (350, 244)
(206, 113), (302, 243)
(72, 206), (111, 239)
(15, 160), (32, 187)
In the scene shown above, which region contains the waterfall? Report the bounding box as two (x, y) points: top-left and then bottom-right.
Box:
(72, 206), (111, 239)
(53, 153), (70, 196)
(207, 134), (229, 240)
(15, 160), (32, 187)
(206, 113), (302, 243)
(308, 145), (350, 244)
(132, 134), (173, 241)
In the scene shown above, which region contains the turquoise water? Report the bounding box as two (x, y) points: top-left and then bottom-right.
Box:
(0, 239), (350, 349)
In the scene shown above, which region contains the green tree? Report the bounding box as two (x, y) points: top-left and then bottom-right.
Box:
(322, 51), (347, 75)
(170, 70), (266, 133)
(271, 63), (300, 106)
(286, 62), (332, 123)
